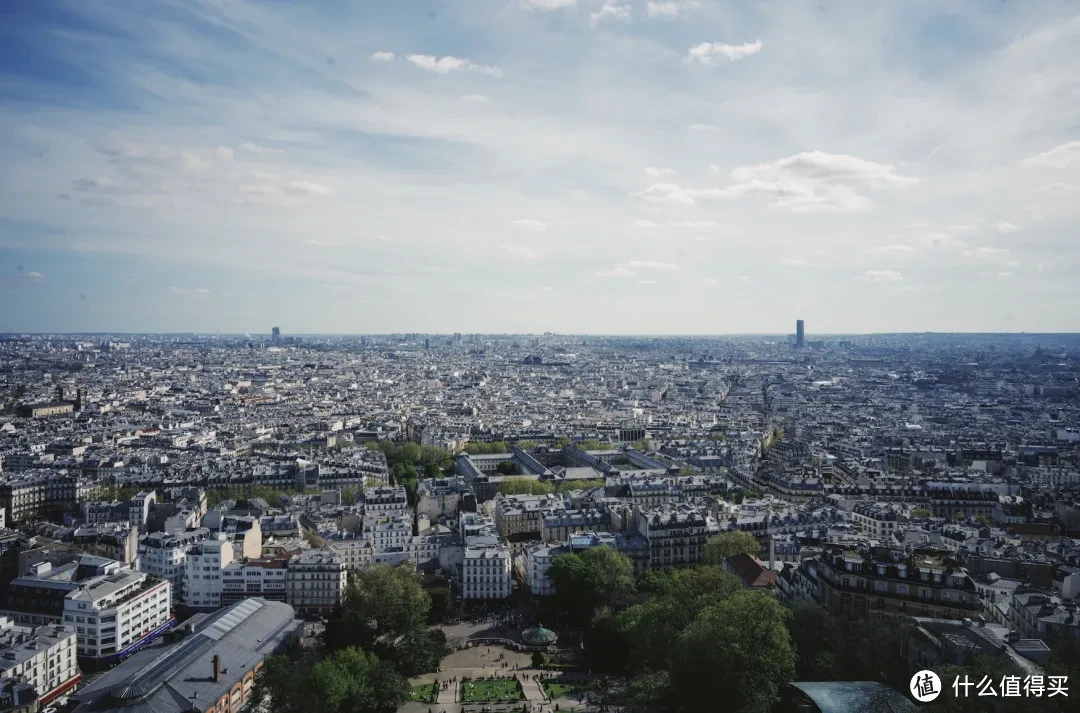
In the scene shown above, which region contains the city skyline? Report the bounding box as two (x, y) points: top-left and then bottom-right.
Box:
(2, 1), (1080, 334)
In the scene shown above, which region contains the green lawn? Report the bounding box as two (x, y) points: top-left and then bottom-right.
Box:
(410, 683), (436, 703)
(461, 678), (524, 703)
(543, 680), (595, 699)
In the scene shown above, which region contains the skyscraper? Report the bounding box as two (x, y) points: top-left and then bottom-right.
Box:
(796, 320), (805, 348)
(271, 326), (281, 345)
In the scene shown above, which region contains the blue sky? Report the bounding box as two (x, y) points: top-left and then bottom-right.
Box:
(1, 0), (1079, 334)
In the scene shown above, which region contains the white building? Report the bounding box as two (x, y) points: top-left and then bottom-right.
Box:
(360, 486), (409, 517)
(362, 514), (412, 551)
(286, 550), (347, 616)
(183, 535), (233, 610)
(523, 544), (567, 596)
(128, 491), (156, 530)
(462, 541), (512, 600)
(0, 616), (80, 705)
(328, 537), (374, 571)
(63, 569), (172, 661)
(222, 555), (289, 606)
(137, 528), (211, 603)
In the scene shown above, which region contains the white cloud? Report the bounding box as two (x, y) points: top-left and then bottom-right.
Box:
(510, 219), (548, 233)
(370, 51), (396, 63)
(541, 286), (554, 291)
(782, 258), (814, 267)
(237, 142), (282, 155)
(994, 220), (1020, 234)
(625, 260), (679, 271)
(634, 219), (663, 228)
(499, 245), (537, 259)
(168, 286), (212, 296)
(406, 55), (503, 78)
(867, 244), (917, 255)
(461, 94), (491, 102)
(687, 123), (721, 131)
(595, 267), (636, 277)
(686, 40), (763, 65)
(856, 269), (904, 283)
(634, 183), (696, 204)
(647, 1), (700, 18)
(702, 277), (719, 284)
(1034, 183), (1080, 193)
(671, 220), (716, 228)
(521, 0), (578, 9)
(285, 180), (331, 196)
(645, 167), (675, 177)
(1024, 140), (1080, 168)
(714, 151), (916, 212)
(590, 3), (631, 26)
(17, 271), (46, 282)
(731, 151), (917, 189)
(964, 246), (1012, 262)
(637, 279), (660, 284)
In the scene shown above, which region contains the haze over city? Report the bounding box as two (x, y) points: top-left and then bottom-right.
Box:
(2, 0), (1079, 334)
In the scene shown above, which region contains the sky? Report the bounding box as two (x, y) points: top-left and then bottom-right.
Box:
(1, 0), (1079, 335)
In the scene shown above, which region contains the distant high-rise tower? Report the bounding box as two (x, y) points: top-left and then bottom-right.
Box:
(424, 338), (430, 350)
(796, 320), (805, 348)
(271, 326), (281, 345)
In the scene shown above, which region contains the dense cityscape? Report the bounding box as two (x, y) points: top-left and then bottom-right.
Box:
(0, 328), (1079, 712)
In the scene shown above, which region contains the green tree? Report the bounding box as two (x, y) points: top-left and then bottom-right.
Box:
(531, 650), (549, 667)
(668, 591), (795, 713)
(388, 627), (450, 677)
(548, 547), (634, 621)
(325, 565), (431, 652)
(516, 440), (536, 450)
(497, 478), (553, 496)
(617, 566), (741, 672)
(701, 530), (761, 564)
(554, 478), (605, 493)
(911, 508), (932, 518)
(578, 439), (612, 450)
(632, 438), (653, 452)
(496, 460), (516, 475)
(312, 647), (411, 713)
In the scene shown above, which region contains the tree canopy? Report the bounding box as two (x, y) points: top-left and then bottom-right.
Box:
(701, 530), (761, 564)
(497, 477), (553, 496)
(325, 565), (431, 652)
(250, 648), (409, 713)
(668, 591), (795, 713)
(548, 547), (634, 621)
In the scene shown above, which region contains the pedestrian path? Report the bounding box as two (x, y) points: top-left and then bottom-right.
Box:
(517, 674), (547, 704)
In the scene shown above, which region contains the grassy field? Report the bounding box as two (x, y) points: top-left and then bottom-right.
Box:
(543, 680), (594, 699)
(410, 683), (437, 703)
(461, 678), (524, 703)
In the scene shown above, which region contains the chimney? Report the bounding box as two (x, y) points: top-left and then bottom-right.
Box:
(768, 535), (775, 570)
(213, 654), (221, 682)
(56, 385), (65, 403)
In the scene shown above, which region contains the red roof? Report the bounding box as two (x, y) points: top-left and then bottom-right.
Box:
(725, 553), (777, 589)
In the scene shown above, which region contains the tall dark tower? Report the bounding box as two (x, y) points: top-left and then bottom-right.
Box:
(796, 319), (805, 348)
(271, 326), (281, 345)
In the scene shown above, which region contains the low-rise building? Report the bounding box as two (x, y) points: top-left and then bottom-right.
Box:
(286, 550), (346, 616)
(0, 616), (80, 706)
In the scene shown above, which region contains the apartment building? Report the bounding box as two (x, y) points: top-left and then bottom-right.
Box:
(137, 528), (211, 603)
(286, 551), (346, 616)
(327, 537), (373, 571)
(222, 555), (289, 607)
(359, 486), (409, 517)
(523, 543), (567, 596)
(494, 494), (555, 538)
(361, 514), (412, 551)
(63, 569), (172, 662)
(461, 541), (512, 600)
(851, 502), (899, 539)
(542, 509), (609, 543)
(184, 536), (233, 611)
(636, 505), (708, 570)
(0, 617), (80, 706)
(813, 544), (981, 620)
(0, 474), (84, 525)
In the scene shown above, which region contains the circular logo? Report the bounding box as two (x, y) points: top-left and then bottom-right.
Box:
(910, 671), (942, 703)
